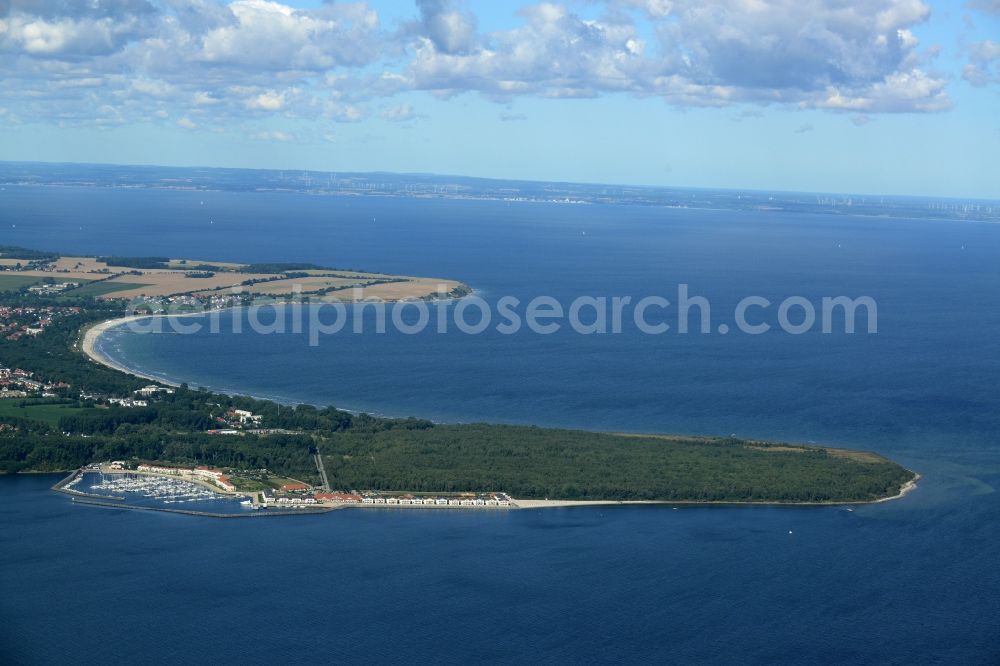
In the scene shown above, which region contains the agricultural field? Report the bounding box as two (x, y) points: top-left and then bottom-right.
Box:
(0, 255), (469, 302)
(92, 271), (278, 299)
(234, 276), (374, 296)
(165, 259), (243, 270)
(0, 274), (45, 292)
(68, 281), (151, 298)
(0, 401), (88, 427)
(322, 278), (464, 302)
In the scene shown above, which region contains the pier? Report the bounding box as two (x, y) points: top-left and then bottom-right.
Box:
(51, 466), (126, 502)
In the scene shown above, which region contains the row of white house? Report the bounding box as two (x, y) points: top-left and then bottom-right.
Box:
(360, 495), (512, 507)
(266, 496), (319, 507)
(263, 491), (513, 509)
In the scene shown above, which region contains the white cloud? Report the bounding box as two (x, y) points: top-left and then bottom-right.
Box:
(414, 0), (477, 55)
(325, 102), (367, 122)
(407, 3), (646, 99)
(963, 40), (1000, 87)
(404, 0), (948, 112)
(966, 0), (1000, 14)
(380, 103), (419, 121)
(641, 0), (942, 109)
(244, 90), (286, 111)
(0, 0), (958, 129)
(0, 14), (147, 56)
(617, 0), (675, 19)
(253, 129), (294, 141)
(192, 91), (219, 105)
(0, 0), (384, 126)
(131, 77), (176, 98)
(176, 116), (197, 129)
(196, 0), (380, 70)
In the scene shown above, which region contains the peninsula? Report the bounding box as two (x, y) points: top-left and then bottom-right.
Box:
(0, 245), (917, 509)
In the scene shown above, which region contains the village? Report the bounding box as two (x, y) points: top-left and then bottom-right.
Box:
(125, 292), (249, 315)
(0, 304), (82, 342)
(0, 305), (81, 399)
(76, 384), (175, 408)
(0, 365), (70, 399)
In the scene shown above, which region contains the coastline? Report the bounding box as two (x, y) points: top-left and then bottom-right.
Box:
(77, 286), (477, 389)
(80, 314), (182, 386)
(77, 313), (920, 509)
(875, 473), (921, 503)
(511, 473), (920, 509)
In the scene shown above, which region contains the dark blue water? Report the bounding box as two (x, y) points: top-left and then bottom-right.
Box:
(2, 185), (1000, 664)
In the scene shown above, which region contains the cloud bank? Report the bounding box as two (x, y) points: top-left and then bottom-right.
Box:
(0, 0), (955, 128)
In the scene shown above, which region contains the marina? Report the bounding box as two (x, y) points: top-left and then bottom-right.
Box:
(52, 465), (519, 517)
(85, 473), (231, 504)
(52, 466), (251, 516)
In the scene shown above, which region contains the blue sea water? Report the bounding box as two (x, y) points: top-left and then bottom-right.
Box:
(2, 185), (1000, 664)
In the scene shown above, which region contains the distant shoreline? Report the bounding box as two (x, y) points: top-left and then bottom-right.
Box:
(4, 162), (999, 216)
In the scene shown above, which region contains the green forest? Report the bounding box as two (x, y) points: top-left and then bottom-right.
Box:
(323, 426), (912, 502)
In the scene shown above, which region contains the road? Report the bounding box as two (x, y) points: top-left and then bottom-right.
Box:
(313, 449), (331, 492)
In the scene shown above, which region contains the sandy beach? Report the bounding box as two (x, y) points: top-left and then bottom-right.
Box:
(512, 499), (666, 509)
(875, 473), (921, 503)
(79, 315), (182, 386)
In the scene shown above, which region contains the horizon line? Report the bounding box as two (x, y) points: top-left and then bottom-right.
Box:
(2, 158), (998, 205)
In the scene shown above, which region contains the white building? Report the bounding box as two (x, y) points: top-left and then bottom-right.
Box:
(231, 409), (262, 425)
(108, 397), (148, 408)
(134, 385), (175, 397)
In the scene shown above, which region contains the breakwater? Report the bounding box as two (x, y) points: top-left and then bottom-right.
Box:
(70, 496), (339, 518)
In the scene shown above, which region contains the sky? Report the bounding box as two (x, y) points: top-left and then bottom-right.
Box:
(0, 0), (998, 198)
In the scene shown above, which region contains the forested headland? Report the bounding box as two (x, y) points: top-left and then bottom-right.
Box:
(0, 249), (916, 503)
